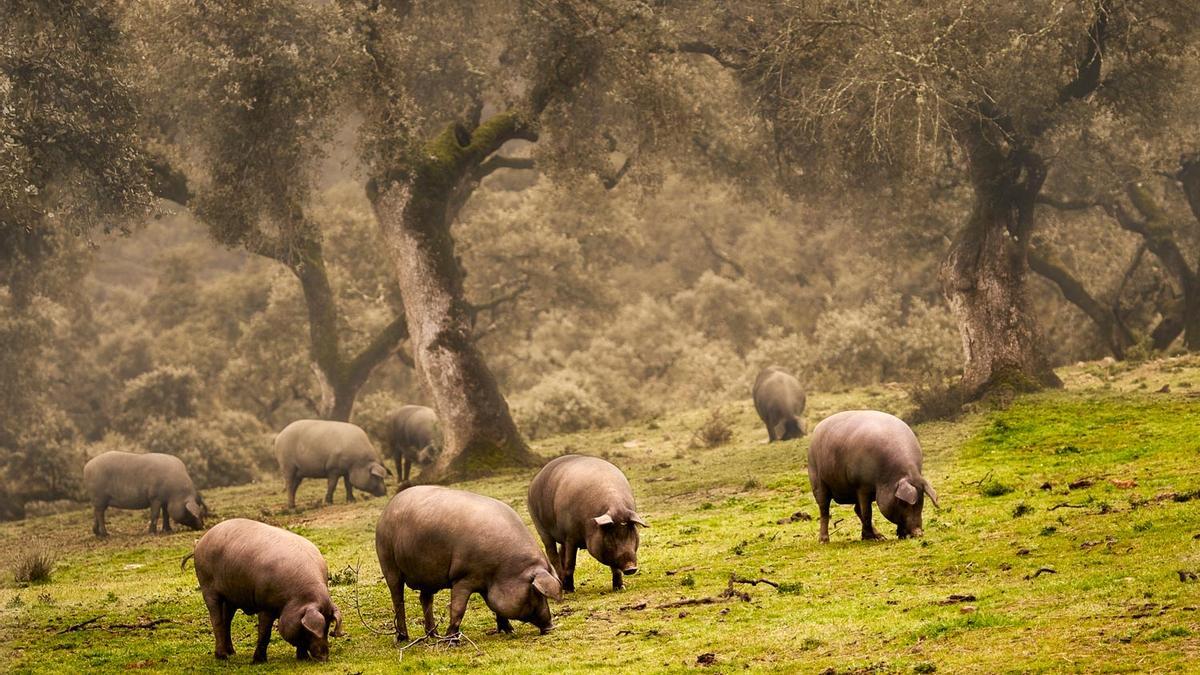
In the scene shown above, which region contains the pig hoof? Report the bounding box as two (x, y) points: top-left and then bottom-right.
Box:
(215, 651), (231, 661)
(396, 633), (409, 643)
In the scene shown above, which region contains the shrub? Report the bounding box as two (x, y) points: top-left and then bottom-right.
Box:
(979, 478), (1014, 497)
(691, 407), (734, 448)
(139, 411), (270, 489)
(352, 390), (406, 446)
(12, 550), (54, 584)
(116, 365), (200, 433)
(907, 377), (969, 424)
(512, 373), (611, 439)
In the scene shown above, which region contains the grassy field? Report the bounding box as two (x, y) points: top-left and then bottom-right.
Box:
(1, 356), (1199, 673)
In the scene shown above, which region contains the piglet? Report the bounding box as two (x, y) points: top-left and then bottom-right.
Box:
(186, 518), (342, 663)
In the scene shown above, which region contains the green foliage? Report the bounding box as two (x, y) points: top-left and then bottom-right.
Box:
(116, 366), (200, 432)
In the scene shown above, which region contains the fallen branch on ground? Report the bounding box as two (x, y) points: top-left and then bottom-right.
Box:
(57, 616), (103, 634)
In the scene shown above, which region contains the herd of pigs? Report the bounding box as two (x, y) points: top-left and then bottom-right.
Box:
(78, 367), (938, 663)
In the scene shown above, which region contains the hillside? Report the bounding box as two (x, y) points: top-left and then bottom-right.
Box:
(1, 357), (1198, 673)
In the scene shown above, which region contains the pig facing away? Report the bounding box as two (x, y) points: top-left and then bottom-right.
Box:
(188, 518), (342, 663)
(384, 405), (442, 481)
(528, 454), (647, 592)
(375, 486), (563, 641)
(807, 410), (939, 542)
(753, 366), (807, 441)
(83, 451), (207, 538)
(274, 419), (389, 509)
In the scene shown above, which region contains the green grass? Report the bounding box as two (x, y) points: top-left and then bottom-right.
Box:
(2, 357), (1200, 673)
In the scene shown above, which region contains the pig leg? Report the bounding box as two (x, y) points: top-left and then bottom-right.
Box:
(494, 615), (513, 634)
(220, 600), (237, 656)
(814, 484), (832, 543)
(419, 590), (438, 637)
(380, 566), (409, 641)
(611, 567), (624, 591)
(445, 583), (472, 639)
(324, 473), (339, 504)
(204, 591), (233, 660)
(160, 504), (173, 533)
(285, 471), (301, 510)
(148, 498), (161, 535)
(344, 474), (356, 502)
(560, 541), (578, 593)
(535, 529), (561, 578)
(92, 502), (108, 538)
(855, 490), (883, 540)
(252, 611), (273, 663)
(403, 456), (412, 482)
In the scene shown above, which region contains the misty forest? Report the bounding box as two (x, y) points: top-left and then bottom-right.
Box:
(2, 1), (1199, 672)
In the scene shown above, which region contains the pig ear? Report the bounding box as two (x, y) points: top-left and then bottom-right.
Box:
(369, 464), (387, 479)
(593, 514), (614, 527)
(185, 499), (203, 520)
(300, 606), (326, 637)
(531, 569), (563, 601)
(629, 513), (649, 528)
(895, 478), (919, 505)
(921, 479), (940, 509)
(331, 606), (344, 637)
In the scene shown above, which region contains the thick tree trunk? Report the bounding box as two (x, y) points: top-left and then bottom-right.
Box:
(369, 121), (538, 481)
(941, 123), (1061, 398)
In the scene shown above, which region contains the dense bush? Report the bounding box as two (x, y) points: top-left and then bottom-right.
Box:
(116, 365), (200, 432)
(138, 414), (271, 489)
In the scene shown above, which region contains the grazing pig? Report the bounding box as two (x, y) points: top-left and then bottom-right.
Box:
(807, 410), (940, 542)
(528, 454), (647, 592)
(375, 486), (562, 641)
(274, 419), (389, 509)
(753, 366), (807, 441)
(384, 405), (442, 481)
(187, 518), (342, 663)
(83, 451), (207, 538)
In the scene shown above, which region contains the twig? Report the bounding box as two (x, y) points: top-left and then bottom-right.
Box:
(1049, 502), (1088, 511)
(658, 596), (721, 609)
(57, 616), (103, 634)
(350, 562), (398, 637)
(729, 575), (780, 589)
(963, 470), (994, 488)
(108, 619), (170, 630)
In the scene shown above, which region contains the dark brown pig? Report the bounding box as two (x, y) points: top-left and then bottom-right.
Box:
(384, 405), (442, 481)
(83, 451), (207, 537)
(807, 410), (939, 542)
(527, 454), (647, 592)
(274, 419), (389, 509)
(753, 366), (807, 441)
(374, 486), (562, 641)
(186, 518), (342, 663)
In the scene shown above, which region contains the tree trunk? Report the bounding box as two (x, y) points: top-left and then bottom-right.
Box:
(1028, 247), (1134, 359)
(941, 122), (1061, 398)
(369, 120), (538, 482)
(293, 240), (409, 422)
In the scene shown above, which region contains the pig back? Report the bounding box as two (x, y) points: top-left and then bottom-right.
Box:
(753, 368), (805, 417)
(376, 486), (540, 590)
(194, 518), (328, 610)
(808, 410), (922, 497)
(84, 451), (195, 509)
(276, 419), (379, 477)
(529, 455), (634, 541)
(388, 406), (436, 450)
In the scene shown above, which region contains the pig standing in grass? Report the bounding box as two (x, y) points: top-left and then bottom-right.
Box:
(753, 366), (807, 441)
(274, 419), (389, 509)
(528, 454), (647, 592)
(384, 405), (442, 481)
(807, 410), (939, 542)
(187, 518), (342, 663)
(83, 451), (207, 537)
(375, 486), (562, 641)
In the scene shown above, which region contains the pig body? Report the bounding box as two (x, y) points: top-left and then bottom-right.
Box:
(83, 451), (207, 537)
(274, 419), (389, 509)
(190, 518), (341, 663)
(384, 405), (442, 481)
(527, 454), (646, 592)
(753, 367), (807, 441)
(807, 410), (939, 542)
(374, 486), (562, 640)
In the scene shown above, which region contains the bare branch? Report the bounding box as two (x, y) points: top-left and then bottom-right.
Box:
(477, 154), (536, 179)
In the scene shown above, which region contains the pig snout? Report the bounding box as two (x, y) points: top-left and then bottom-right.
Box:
(307, 639), (329, 662)
(622, 564), (638, 575)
